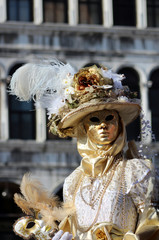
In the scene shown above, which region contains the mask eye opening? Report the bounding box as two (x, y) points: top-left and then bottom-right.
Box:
(105, 114), (114, 121)
(90, 117), (100, 123)
(26, 221), (36, 229)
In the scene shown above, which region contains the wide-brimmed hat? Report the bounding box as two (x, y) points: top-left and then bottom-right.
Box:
(60, 100), (140, 129)
(10, 60), (141, 137)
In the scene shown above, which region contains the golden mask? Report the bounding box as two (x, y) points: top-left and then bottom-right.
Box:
(13, 216), (54, 240)
(83, 110), (119, 145)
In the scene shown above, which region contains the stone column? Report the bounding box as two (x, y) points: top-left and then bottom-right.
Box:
(34, 0), (43, 24)
(0, 0), (6, 22)
(68, 0), (78, 25)
(136, 0), (147, 28)
(36, 107), (46, 142)
(102, 0), (113, 27)
(0, 79), (9, 140)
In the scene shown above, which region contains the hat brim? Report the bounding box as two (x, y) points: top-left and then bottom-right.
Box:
(60, 101), (141, 129)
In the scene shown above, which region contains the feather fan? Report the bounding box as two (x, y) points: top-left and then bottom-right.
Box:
(14, 173), (75, 228)
(20, 173), (58, 207)
(14, 173), (58, 215)
(40, 201), (75, 228)
(14, 193), (33, 215)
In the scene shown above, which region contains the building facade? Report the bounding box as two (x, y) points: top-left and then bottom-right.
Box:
(0, 0), (159, 239)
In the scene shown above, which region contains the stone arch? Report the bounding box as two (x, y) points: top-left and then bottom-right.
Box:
(116, 66), (141, 141)
(148, 67), (159, 141)
(117, 66), (140, 97)
(147, 65), (159, 80)
(8, 62), (26, 76)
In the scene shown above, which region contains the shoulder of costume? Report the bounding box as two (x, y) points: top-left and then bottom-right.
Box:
(125, 158), (152, 170)
(64, 166), (82, 184)
(124, 158), (153, 193)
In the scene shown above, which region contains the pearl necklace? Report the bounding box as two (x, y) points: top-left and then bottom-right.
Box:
(79, 158), (120, 210)
(80, 178), (101, 209)
(73, 157), (123, 233)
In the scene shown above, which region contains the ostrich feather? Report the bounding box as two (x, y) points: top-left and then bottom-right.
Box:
(9, 60), (76, 115)
(40, 201), (75, 227)
(14, 193), (53, 216)
(20, 173), (58, 207)
(14, 193), (33, 215)
(14, 173), (59, 217)
(14, 173), (75, 229)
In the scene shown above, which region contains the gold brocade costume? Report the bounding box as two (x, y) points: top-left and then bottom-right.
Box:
(59, 120), (159, 240)
(60, 158), (156, 240)
(10, 62), (159, 240)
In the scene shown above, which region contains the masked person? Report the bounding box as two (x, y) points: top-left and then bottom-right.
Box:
(10, 61), (159, 240)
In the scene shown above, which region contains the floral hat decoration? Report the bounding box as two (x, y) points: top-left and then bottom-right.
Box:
(10, 60), (141, 138)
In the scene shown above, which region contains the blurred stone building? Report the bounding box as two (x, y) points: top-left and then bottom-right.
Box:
(0, 0), (159, 239)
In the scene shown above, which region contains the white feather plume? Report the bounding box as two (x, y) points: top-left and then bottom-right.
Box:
(101, 68), (125, 89)
(10, 60), (127, 118)
(9, 60), (76, 115)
